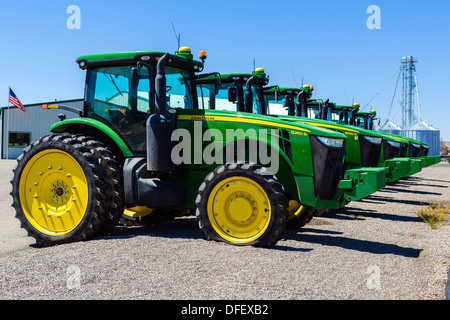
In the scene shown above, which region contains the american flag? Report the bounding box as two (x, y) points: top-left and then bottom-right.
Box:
(9, 88), (26, 112)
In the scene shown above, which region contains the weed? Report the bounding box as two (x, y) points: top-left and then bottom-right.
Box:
(417, 202), (450, 229)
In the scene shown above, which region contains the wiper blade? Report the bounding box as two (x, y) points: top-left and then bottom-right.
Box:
(103, 73), (123, 97)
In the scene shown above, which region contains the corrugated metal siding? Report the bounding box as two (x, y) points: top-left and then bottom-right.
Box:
(2, 100), (83, 159)
(401, 129), (441, 156)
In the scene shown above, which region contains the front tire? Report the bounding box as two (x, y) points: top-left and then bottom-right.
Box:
(11, 134), (117, 246)
(195, 162), (289, 247)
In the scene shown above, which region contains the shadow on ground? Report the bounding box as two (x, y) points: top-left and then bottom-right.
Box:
(96, 216), (422, 258)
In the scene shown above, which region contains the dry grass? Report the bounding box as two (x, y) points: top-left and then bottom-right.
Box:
(417, 202), (450, 229)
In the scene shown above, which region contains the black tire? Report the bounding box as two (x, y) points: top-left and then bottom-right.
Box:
(195, 162), (289, 247)
(10, 134), (118, 246)
(287, 207), (316, 230)
(76, 135), (124, 235)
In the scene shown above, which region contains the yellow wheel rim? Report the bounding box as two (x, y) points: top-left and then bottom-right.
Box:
(19, 149), (89, 236)
(207, 177), (271, 244)
(123, 206), (154, 218)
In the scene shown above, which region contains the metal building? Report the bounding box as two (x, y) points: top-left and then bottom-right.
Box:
(401, 120), (440, 156)
(379, 120), (402, 136)
(379, 56), (441, 156)
(1, 99), (83, 160)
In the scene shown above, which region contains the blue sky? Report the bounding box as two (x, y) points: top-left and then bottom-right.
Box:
(1, 0), (449, 139)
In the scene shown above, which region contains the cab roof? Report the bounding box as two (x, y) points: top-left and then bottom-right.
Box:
(197, 71), (269, 86)
(76, 50), (204, 72)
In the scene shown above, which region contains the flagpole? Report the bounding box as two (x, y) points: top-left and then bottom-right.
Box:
(6, 87), (10, 160)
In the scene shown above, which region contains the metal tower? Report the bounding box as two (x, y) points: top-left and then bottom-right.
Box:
(400, 56), (417, 128)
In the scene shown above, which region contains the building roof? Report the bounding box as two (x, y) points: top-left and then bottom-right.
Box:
(1, 98), (83, 112)
(403, 120), (438, 131)
(380, 120), (402, 131)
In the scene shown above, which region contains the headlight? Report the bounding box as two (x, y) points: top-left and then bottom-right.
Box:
(317, 136), (344, 148)
(386, 140), (401, 148)
(411, 143), (421, 148)
(363, 135), (382, 144)
(423, 145), (430, 149)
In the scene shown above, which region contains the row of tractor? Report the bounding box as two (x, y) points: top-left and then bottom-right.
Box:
(11, 47), (440, 247)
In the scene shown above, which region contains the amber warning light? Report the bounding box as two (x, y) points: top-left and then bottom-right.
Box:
(199, 50), (207, 63)
(41, 104), (59, 109)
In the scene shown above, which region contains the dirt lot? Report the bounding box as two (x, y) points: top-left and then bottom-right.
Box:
(0, 160), (449, 300)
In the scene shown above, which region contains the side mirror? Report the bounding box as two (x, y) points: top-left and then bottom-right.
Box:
(296, 91), (306, 117)
(350, 109), (357, 126)
(244, 77), (255, 113)
(285, 95), (294, 115)
(321, 106), (328, 120)
(130, 67), (140, 90)
(128, 67), (140, 116)
(228, 87), (237, 103)
(214, 78), (220, 95)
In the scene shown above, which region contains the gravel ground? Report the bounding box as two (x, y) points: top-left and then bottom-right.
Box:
(0, 161), (449, 300)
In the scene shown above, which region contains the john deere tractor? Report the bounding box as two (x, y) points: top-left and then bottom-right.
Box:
(355, 110), (439, 168)
(293, 91), (422, 182)
(336, 106), (435, 173)
(195, 69), (387, 228)
(260, 83), (413, 184)
(11, 47), (374, 247)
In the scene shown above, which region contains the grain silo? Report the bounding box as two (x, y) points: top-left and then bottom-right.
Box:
(401, 120), (440, 156)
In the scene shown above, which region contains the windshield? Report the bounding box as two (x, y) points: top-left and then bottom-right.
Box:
(251, 85), (263, 114)
(355, 115), (367, 129)
(306, 104), (321, 119)
(86, 65), (194, 153)
(329, 109), (347, 124)
(197, 81), (264, 114)
(266, 94), (289, 115)
(197, 82), (238, 111)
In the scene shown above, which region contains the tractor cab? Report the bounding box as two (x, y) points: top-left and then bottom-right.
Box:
(355, 110), (377, 130)
(196, 68), (269, 114)
(329, 104), (360, 126)
(75, 47), (203, 157)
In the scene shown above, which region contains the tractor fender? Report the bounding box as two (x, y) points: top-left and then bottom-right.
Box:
(219, 138), (299, 202)
(50, 118), (133, 163)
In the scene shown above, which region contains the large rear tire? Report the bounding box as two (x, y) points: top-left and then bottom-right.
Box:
(195, 162), (289, 247)
(11, 134), (120, 246)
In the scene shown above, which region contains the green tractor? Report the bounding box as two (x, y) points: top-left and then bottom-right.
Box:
(264, 87), (385, 171)
(355, 110), (439, 168)
(196, 69), (387, 227)
(300, 95), (424, 181)
(11, 47), (373, 247)
(261, 83), (413, 184)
